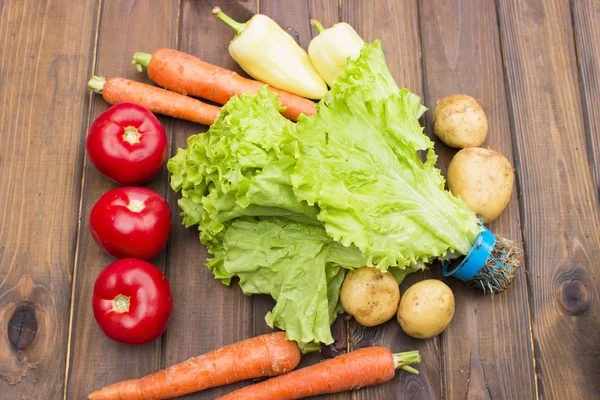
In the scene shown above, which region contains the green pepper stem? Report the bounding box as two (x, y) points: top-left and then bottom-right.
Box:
(393, 350), (420, 374)
(310, 19), (325, 34)
(132, 52), (152, 72)
(212, 7), (246, 35)
(88, 76), (106, 94)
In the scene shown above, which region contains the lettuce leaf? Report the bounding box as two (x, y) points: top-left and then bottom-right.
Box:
(291, 42), (481, 270)
(167, 87), (316, 243)
(216, 217), (364, 346)
(167, 87), (367, 347)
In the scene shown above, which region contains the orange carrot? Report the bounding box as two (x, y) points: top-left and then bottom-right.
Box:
(218, 347), (420, 400)
(88, 332), (301, 400)
(132, 49), (317, 121)
(88, 76), (221, 126)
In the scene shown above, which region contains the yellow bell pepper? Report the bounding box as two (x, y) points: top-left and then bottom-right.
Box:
(308, 20), (365, 87)
(212, 7), (328, 100)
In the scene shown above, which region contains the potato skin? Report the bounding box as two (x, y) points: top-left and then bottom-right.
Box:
(447, 147), (514, 223)
(433, 94), (488, 148)
(397, 279), (455, 339)
(340, 267), (400, 327)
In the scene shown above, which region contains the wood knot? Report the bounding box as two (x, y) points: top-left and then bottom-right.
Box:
(559, 281), (591, 316)
(7, 303), (37, 350)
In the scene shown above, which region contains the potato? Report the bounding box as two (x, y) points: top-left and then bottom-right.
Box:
(447, 147), (514, 223)
(433, 94), (488, 148)
(397, 279), (455, 339)
(340, 267), (400, 327)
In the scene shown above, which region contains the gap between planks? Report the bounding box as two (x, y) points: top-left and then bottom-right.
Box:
(414, 0), (445, 397)
(493, 0), (541, 398)
(159, 0), (182, 373)
(62, 1), (103, 399)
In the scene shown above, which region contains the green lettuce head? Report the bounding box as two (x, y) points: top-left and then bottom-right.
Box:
(167, 41), (481, 348)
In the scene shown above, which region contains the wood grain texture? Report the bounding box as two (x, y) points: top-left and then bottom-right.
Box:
(341, 2), (441, 399)
(261, 0), (313, 48)
(417, 0), (536, 398)
(342, 0), (423, 93)
(308, 0), (340, 29)
(4, 1), (599, 399)
(496, 0), (600, 398)
(158, 1), (255, 399)
(64, 1), (179, 398)
(0, 0), (97, 398)
(572, 0), (600, 194)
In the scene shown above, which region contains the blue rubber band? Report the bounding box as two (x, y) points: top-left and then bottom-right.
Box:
(443, 227), (496, 281)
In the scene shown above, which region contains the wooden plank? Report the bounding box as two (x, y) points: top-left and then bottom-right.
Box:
(158, 1), (255, 399)
(65, 1), (179, 398)
(342, 0), (423, 93)
(260, 0), (313, 48)
(341, 1), (442, 399)
(496, 0), (600, 398)
(571, 0), (600, 194)
(417, 0), (536, 398)
(308, 0), (340, 30)
(0, 0), (97, 398)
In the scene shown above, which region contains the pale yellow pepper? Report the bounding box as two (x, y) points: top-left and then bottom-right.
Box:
(308, 20), (365, 87)
(212, 7), (328, 100)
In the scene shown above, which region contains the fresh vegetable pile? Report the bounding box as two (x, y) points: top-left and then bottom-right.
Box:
(84, 6), (522, 399)
(167, 41), (482, 348)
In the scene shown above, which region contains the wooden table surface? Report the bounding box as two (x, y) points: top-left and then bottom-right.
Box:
(1, 0), (599, 399)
